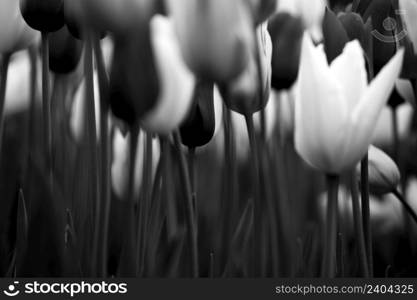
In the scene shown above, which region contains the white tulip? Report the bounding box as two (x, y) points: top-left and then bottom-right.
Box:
(140, 15), (195, 134)
(295, 34), (404, 174)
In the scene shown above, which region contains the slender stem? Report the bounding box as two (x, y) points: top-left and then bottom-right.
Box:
(120, 126), (139, 276)
(0, 53), (11, 161)
(360, 155), (373, 277)
(188, 147), (197, 215)
(209, 252), (215, 278)
(322, 174), (339, 278)
(93, 35), (111, 277)
(161, 137), (178, 239)
(173, 132), (199, 278)
(221, 107), (236, 270)
(392, 108), (399, 163)
(84, 31), (100, 276)
(137, 133), (153, 276)
(41, 32), (53, 190)
(392, 189), (417, 225)
(245, 113), (261, 276)
(350, 171), (369, 278)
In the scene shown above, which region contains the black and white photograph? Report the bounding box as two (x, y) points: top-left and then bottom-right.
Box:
(1, 0), (417, 298)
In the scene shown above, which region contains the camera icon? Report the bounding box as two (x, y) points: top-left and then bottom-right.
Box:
(372, 10), (408, 43)
(3, 281), (20, 297)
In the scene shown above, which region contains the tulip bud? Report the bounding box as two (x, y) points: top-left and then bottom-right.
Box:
(48, 25), (82, 74)
(81, 0), (163, 35)
(180, 80), (216, 148)
(295, 34), (404, 174)
(338, 12), (373, 62)
(322, 8), (349, 64)
(360, 0), (397, 75)
(276, 0), (326, 40)
(140, 15), (195, 134)
(0, 0), (39, 54)
(222, 23), (272, 115)
(166, 0), (254, 83)
(268, 13), (304, 91)
(245, 0), (277, 24)
(356, 145), (400, 195)
(19, 0), (65, 32)
(63, 0), (85, 39)
(400, 0), (417, 54)
(109, 26), (159, 127)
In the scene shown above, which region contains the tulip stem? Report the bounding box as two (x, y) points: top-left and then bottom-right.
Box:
(41, 32), (53, 192)
(0, 52), (11, 162)
(173, 132), (199, 278)
(392, 189), (417, 225)
(245, 113), (261, 276)
(188, 147), (197, 216)
(221, 107), (237, 270)
(391, 108), (399, 163)
(322, 174), (339, 278)
(84, 31), (100, 276)
(350, 171), (369, 278)
(360, 155), (373, 277)
(137, 133), (153, 276)
(93, 35), (111, 277)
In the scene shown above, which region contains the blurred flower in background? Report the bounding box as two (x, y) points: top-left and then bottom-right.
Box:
(295, 35), (404, 174)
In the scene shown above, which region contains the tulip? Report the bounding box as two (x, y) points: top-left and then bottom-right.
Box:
(140, 15), (195, 134)
(356, 145), (400, 195)
(48, 25), (83, 74)
(20, 0), (65, 32)
(295, 34), (404, 175)
(0, 0), (39, 54)
(338, 12), (373, 63)
(81, 0), (160, 35)
(222, 23), (272, 115)
(180, 80), (216, 148)
(268, 13), (304, 91)
(400, 0), (417, 53)
(109, 24), (159, 126)
(322, 8), (350, 64)
(358, 0), (398, 75)
(165, 0), (254, 83)
(276, 0), (326, 40)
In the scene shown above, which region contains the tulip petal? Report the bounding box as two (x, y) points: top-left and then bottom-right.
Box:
(396, 79), (415, 106)
(345, 49), (404, 167)
(295, 34), (349, 173)
(400, 0), (417, 53)
(141, 15), (195, 134)
(329, 40), (367, 111)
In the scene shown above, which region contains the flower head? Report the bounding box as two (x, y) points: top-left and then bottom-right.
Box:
(295, 34), (404, 174)
(0, 0), (38, 54)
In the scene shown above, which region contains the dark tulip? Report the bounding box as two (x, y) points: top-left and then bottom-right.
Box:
(19, 0), (65, 32)
(221, 25), (272, 115)
(388, 85), (406, 108)
(360, 0), (397, 75)
(322, 8), (349, 64)
(180, 80), (215, 148)
(339, 12), (373, 60)
(63, 0), (84, 39)
(401, 37), (417, 79)
(48, 25), (82, 74)
(268, 13), (304, 91)
(109, 26), (159, 126)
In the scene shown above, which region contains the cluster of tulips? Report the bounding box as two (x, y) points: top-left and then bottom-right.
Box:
(1, 0), (417, 278)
